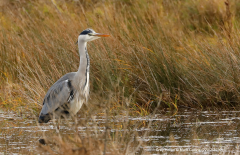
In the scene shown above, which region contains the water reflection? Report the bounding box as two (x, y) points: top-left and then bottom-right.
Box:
(0, 110), (240, 154)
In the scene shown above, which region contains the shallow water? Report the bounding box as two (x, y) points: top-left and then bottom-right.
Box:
(0, 110), (240, 154)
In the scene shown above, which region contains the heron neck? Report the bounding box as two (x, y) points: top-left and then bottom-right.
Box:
(75, 41), (90, 87)
(78, 41), (88, 70)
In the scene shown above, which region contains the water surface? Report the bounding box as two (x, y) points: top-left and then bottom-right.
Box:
(0, 110), (239, 154)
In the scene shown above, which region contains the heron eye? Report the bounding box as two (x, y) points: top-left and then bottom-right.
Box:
(88, 33), (93, 36)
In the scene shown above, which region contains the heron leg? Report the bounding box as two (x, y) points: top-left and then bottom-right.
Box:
(57, 118), (61, 130)
(52, 117), (60, 134)
(74, 115), (78, 125)
(70, 114), (78, 130)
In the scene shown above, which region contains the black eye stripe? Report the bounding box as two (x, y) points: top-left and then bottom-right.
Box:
(80, 29), (93, 35)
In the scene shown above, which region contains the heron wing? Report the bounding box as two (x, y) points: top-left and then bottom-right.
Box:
(40, 73), (75, 115)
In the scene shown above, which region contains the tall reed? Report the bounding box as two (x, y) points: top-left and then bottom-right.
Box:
(1, 0), (240, 112)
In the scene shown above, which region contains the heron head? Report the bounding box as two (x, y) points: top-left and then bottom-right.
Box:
(78, 28), (110, 43)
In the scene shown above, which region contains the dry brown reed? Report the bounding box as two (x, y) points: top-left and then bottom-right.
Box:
(1, 0), (240, 114)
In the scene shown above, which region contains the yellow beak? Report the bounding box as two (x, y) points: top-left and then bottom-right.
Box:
(92, 33), (110, 37)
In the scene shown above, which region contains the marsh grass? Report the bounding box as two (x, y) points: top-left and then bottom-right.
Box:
(1, 1), (240, 115)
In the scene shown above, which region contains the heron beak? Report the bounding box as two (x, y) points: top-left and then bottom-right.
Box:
(92, 33), (110, 37)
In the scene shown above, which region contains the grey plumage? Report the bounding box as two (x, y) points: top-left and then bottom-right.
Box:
(38, 29), (110, 123)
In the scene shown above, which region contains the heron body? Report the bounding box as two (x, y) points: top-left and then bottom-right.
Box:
(38, 29), (109, 123)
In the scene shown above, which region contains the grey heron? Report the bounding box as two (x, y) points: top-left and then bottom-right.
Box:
(38, 28), (110, 123)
